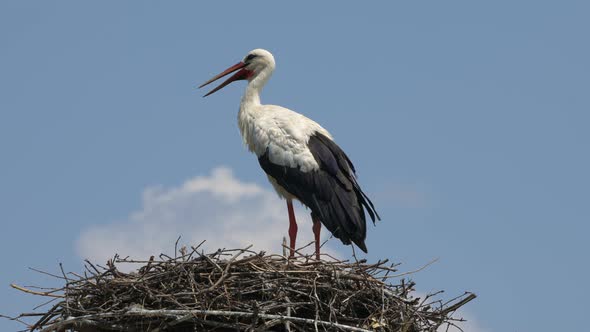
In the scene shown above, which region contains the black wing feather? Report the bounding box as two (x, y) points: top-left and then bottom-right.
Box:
(258, 132), (380, 253)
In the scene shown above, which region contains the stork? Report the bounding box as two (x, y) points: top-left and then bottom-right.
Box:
(199, 49), (379, 259)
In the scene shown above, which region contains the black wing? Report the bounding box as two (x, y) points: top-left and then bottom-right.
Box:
(258, 132), (380, 253)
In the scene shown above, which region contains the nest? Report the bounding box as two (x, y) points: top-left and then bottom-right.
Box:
(7, 242), (476, 331)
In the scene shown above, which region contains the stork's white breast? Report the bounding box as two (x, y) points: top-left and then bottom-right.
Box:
(238, 104), (332, 173)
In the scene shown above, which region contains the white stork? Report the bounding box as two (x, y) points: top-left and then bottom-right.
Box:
(199, 49), (379, 259)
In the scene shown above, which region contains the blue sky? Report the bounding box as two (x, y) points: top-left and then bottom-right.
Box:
(1, 1), (589, 331)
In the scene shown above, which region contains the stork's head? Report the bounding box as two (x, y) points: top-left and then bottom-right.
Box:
(199, 49), (275, 97)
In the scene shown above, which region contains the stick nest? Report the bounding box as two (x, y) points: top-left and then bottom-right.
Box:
(8, 243), (476, 331)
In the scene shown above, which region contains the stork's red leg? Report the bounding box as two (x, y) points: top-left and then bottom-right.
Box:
(286, 199), (298, 258)
(311, 214), (321, 260)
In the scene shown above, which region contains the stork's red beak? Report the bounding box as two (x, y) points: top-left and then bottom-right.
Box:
(199, 62), (251, 97)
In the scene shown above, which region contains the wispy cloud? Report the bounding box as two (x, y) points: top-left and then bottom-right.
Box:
(76, 167), (329, 263)
(375, 182), (430, 209)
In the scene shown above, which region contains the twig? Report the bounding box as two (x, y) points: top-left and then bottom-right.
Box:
(441, 293), (477, 316)
(387, 258), (440, 278)
(10, 284), (64, 298)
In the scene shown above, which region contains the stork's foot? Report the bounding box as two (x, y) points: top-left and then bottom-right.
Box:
(287, 199), (298, 259)
(312, 214), (321, 260)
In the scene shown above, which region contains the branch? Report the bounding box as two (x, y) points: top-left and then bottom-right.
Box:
(10, 284), (64, 298)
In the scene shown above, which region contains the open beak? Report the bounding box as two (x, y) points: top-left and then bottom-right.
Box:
(199, 62), (250, 97)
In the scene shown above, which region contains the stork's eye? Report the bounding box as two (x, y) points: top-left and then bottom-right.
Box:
(245, 54), (258, 62)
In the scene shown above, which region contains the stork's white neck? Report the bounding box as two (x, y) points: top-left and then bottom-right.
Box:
(240, 65), (273, 108)
(238, 65), (274, 153)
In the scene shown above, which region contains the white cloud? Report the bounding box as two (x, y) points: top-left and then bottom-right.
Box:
(76, 168), (487, 330)
(76, 167), (332, 264)
(443, 309), (490, 332)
